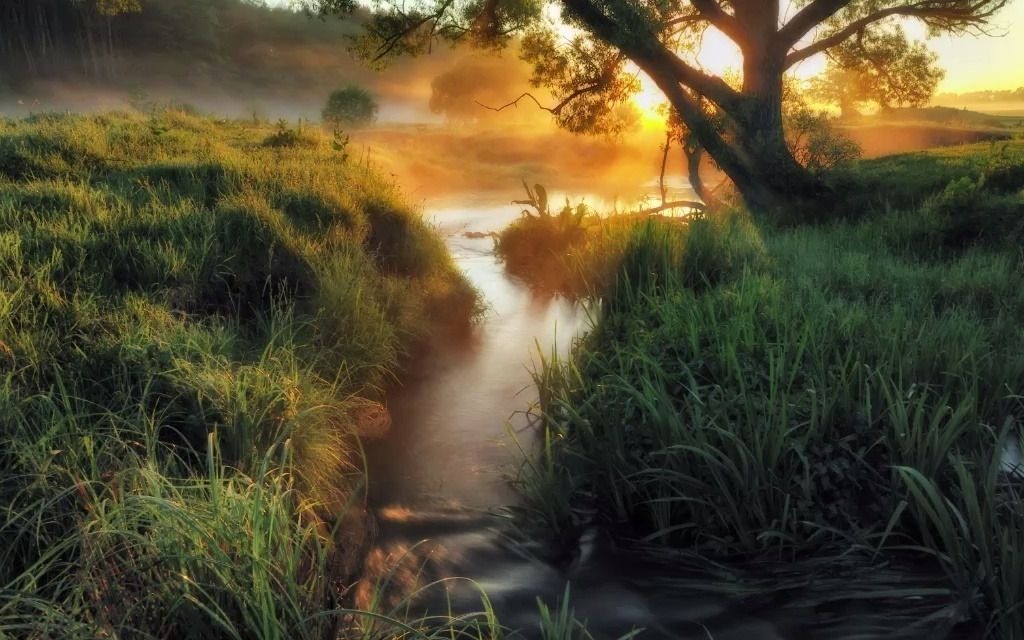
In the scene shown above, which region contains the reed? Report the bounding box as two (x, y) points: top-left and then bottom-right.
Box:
(519, 140), (1024, 636)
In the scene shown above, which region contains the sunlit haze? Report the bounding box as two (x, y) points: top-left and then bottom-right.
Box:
(6, 0), (1024, 637)
(267, 0), (1024, 94)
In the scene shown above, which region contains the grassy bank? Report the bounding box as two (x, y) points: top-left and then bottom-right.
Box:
(504, 141), (1024, 636)
(0, 110), (483, 638)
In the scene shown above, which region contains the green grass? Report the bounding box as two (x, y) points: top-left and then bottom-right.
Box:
(513, 144), (1024, 637)
(828, 138), (1024, 214)
(0, 109), (483, 637)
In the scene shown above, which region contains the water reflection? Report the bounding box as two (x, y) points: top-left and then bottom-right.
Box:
(358, 193), (961, 640)
(366, 195), (589, 508)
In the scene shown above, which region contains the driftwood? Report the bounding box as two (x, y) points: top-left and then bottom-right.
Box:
(512, 180), (550, 217)
(462, 230), (499, 239)
(639, 200), (706, 216)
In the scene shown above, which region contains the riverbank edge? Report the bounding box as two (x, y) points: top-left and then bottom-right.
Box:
(0, 110), (483, 637)
(500, 140), (1024, 637)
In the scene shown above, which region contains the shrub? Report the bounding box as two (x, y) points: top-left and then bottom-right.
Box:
(263, 119), (322, 148)
(322, 85), (379, 129)
(786, 107), (862, 172)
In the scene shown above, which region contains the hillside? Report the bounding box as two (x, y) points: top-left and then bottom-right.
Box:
(0, 0), (460, 120)
(0, 109), (476, 637)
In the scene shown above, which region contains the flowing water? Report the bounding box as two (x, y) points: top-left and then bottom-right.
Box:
(359, 194), (962, 640)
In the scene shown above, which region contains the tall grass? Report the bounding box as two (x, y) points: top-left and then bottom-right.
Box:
(0, 110), (482, 637)
(517, 146), (1024, 636)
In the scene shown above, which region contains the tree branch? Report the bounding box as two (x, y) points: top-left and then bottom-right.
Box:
(690, 0), (746, 44)
(784, 0), (1009, 68)
(563, 0), (744, 112)
(474, 84), (603, 115)
(365, 0), (457, 62)
(777, 0), (850, 49)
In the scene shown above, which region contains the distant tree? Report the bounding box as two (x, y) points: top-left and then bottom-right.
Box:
(0, 0), (140, 78)
(808, 27), (945, 119)
(429, 54), (537, 123)
(322, 85), (379, 128)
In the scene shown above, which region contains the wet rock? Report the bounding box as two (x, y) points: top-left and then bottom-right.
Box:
(354, 402), (392, 439)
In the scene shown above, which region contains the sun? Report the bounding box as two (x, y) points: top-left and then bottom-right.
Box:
(629, 27), (745, 128)
(698, 27), (743, 77)
(632, 74), (669, 128)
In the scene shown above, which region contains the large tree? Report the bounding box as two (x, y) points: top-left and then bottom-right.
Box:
(308, 0), (1009, 216)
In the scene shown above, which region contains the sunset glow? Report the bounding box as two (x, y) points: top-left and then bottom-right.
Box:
(630, 27), (746, 127)
(6, 0), (1024, 637)
(631, 74), (668, 127)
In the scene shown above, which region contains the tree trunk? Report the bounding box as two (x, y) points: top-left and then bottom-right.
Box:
(662, 57), (832, 219)
(683, 144), (716, 207)
(731, 129), (831, 218)
(577, 0), (834, 221)
(730, 55), (834, 219)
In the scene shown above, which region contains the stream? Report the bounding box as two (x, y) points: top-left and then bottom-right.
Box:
(358, 194), (961, 640)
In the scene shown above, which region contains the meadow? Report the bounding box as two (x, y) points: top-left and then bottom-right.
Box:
(501, 140), (1024, 637)
(0, 110), (488, 638)
(2, 104), (1022, 639)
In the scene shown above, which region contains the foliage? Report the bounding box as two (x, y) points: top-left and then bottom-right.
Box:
(322, 86), (380, 129)
(511, 141), (1024, 637)
(785, 105), (862, 172)
(317, 0), (1010, 213)
(496, 184), (594, 291)
(0, 111), (479, 637)
(828, 139), (1024, 215)
(519, 29), (640, 136)
(808, 26), (945, 118)
(95, 0), (142, 16)
(263, 119), (324, 148)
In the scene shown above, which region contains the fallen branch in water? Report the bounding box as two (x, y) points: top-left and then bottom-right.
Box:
(639, 200), (706, 216)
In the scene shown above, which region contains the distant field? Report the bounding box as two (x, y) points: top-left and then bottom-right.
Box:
(933, 101), (1024, 118)
(840, 123), (1014, 158)
(351, 124), (667, 201)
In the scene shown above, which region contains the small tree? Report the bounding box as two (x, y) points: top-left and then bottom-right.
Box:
(322, 85), (379, 128)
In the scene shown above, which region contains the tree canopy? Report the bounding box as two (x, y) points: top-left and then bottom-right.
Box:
(312, 0), (1009, 215)
(808, 26), (945, 118)
(322, 85), (380, 127)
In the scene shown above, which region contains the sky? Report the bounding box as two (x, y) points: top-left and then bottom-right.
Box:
(265, 0), (1024, 93)
(908, 3), (1024, 93)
